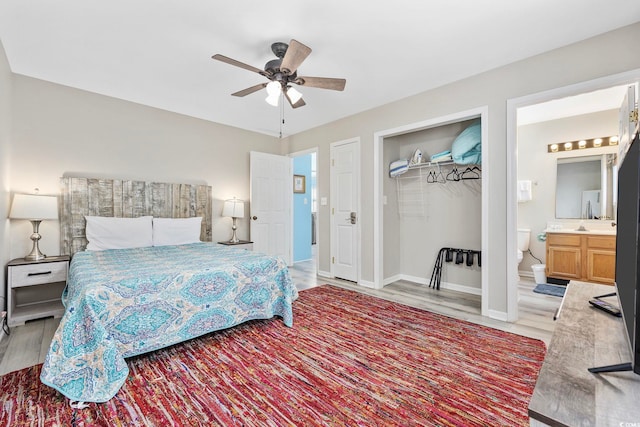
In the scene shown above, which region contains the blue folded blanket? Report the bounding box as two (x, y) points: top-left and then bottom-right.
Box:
(452, 121), (481, 165)
(430, 150), (451, 161)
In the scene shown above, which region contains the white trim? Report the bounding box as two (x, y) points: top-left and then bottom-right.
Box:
(506, 68), (640, 322)
(373, 106), (490, 317)
(488, 309), (508, 322)
(388, 274), (482, 296)
(289, 147), (320, 278)
(330, 137), (361, 284)
(383, 274), (403, 286)
(359, 279), (376, 289)
(317, 269), (333, 278)
(440, 281), (482, 296)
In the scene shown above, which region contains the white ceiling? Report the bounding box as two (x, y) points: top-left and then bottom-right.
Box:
(517, 85), (632, 125)
(1, 1), (639, 137)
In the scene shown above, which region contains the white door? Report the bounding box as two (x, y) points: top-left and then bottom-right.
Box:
(330, 138), (360, 282)
(250, 151), (292, 265)
(618, 84), (638, 165)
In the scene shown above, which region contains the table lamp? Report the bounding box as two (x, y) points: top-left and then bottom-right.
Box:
(10, 193), (59, 261)
(222, 198), (245, 243)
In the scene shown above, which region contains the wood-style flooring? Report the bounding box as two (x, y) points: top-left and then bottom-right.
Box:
(0, 253), (562, 376)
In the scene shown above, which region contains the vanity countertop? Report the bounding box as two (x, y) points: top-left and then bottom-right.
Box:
(544, 228), (616, 236)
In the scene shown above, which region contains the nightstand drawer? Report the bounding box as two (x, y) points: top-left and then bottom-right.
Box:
(10, 261), (68, 288)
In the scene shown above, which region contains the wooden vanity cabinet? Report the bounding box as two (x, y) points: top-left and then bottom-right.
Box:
(545, 233), (616, 285)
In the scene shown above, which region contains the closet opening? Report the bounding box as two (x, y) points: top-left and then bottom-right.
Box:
(373, 107), (489, 317)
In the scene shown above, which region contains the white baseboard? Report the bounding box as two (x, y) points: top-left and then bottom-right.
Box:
(358, 280), (376, 289)
(383, 274), (403, 286)
(317, 270), (332, 279)
(488, 309), (508, 321)
(519, 270), (535, 279)
(387, 274), (482, 296)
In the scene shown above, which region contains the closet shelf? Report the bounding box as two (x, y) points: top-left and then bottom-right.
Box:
(407, 160), (455, 170)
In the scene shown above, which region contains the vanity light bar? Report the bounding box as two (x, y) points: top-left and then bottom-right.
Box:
(547, 136), (619, 153)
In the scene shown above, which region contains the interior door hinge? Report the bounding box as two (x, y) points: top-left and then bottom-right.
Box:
(332, 257), (335, 264)
(631, 108), (639, 123)
(331, 159), (335, 167)
(332, 207), (334, 215)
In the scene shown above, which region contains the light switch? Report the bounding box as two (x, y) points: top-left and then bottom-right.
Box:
(383, 195), (388, 205)
(320, 197), (327, 206)
(304, 198), (308, 205)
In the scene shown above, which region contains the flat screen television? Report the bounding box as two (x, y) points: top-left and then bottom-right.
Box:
(589, 130), (640, 375)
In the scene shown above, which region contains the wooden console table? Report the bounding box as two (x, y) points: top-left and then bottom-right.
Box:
(529, 281), (640, 426)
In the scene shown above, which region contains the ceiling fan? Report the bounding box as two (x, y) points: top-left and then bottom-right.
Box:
(212, 39), (346, 109)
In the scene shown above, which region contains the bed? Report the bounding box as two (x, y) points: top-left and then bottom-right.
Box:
(39, 177), (298, 403)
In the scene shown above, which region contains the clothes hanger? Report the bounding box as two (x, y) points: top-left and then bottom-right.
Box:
(446, 167), (460, 181)
(461, 166), (480, 180)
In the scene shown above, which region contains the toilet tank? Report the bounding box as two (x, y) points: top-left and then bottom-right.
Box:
(517, 228), (531, 252)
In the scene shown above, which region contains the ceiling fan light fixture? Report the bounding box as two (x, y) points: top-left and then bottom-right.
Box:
(265, 81), (281, 106)
(286, 86), (303, 104)
(265, 93), (280, 107)
(266, 81), (281, 96)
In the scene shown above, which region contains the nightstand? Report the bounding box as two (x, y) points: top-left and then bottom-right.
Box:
(217, 240), (253, 251)
(7, 255), (70, 327)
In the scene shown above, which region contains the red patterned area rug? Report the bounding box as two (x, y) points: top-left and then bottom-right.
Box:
(0, 285), (545, 426)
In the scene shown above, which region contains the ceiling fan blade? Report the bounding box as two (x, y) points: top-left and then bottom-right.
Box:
(280, 39), (311, 75)
(212, 54), (264, 75)
(295, 76), (346, 91)
(231, 83), (268, 97)
(285, 91), (306, 109)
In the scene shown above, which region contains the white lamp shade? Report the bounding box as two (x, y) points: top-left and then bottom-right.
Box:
(222, 199), (245, 218)
(265, 81), (281, 106)
(286, 86), (303, 104)
(10, 194), (58, 220)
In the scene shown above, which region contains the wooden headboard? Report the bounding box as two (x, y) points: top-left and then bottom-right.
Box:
(60, 177), (212, 256)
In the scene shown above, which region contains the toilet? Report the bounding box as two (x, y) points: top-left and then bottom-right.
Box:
(517, 228), (531, 265)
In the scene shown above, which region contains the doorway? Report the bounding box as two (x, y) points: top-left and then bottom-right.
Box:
(506, 69), (640, 321)
(373, 106), (490, 316)
(290, 148), (318, 275)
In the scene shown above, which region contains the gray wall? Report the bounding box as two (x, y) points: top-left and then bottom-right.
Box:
(517, 110), (619, 275)
(282, 22), (640, 316)
(0, 40), (11, 311)
(7, 75), (281, 261)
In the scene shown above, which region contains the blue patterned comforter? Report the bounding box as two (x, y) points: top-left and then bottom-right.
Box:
(40, 243), (298, 403)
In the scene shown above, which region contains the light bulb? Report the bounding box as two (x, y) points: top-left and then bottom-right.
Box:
(266, 81), (281, 96)
(286, 86), (303, 104)
(609, 136), (619, 145)
(265, 81), (281, 106)
(578, 140), (587, 148)
(564, 142), (573, 151)
(265, 93), (279, 106)
(593, 138), (602, 147)
(550, 144), (559, 152)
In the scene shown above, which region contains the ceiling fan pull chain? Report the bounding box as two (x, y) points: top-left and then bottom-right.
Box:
(279, 93), (285, 139)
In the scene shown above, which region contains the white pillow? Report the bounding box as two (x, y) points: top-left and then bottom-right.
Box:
(152, 217), (202, 246)
(85, 216), (153, 251)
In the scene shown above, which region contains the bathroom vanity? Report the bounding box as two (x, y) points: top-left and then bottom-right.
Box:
(546, 230), (616, 285)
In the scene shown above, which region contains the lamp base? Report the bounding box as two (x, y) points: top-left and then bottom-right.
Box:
(228, 218), (240, 243)
(24, 220), (46, 261)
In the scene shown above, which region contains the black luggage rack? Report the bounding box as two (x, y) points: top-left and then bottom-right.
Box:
(429, 247), (481, 290)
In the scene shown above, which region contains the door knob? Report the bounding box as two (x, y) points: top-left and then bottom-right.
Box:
(252, 216), (258, 220)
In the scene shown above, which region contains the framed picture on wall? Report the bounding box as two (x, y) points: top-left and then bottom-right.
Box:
(293, 175), (306, 193)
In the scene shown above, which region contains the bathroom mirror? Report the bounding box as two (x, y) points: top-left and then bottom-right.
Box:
(555, 153), (617, 219)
